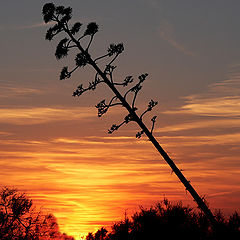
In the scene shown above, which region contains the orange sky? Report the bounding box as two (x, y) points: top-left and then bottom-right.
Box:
(1, 74), (240, 238)
(1, 1), (240, 239)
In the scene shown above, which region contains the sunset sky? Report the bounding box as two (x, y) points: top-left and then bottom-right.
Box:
(1, 0), (240, 239)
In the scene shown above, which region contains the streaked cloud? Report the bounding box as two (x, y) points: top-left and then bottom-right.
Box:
(0, 86), (42, 98)
(0, 134), (175, 236)
(0, 107), (96, 125)
(158, 21), (195, 56)
(156, 119), (240, 133)
(1, 65), (240, 238)
(157, 132), (240, 147)
(17, 21), (53, 29)
(165, 96), (240, 116)
(52, 137), (137, 145)
(0, 131), (12, 135)
(164, 67), (240, 117)
(1, 128), (240, 236)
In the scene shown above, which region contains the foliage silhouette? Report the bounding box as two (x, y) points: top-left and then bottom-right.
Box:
(0, 187), (74, 240)
(86, 199), (240, 240)
(42, 3), (217, 226)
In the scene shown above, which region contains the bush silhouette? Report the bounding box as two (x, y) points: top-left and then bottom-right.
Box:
(86, 199), (240, 240)
(0, 187), (74, 240)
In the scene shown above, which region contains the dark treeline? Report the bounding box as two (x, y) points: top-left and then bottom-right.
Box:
(86, 199), (240, 240)
(1, 187), (239, 239)
(0, 187), (74, 240)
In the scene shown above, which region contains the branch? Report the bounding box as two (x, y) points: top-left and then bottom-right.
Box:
(103, 65), (117, 84)
(67, 44), (77, 49)
(108, 113), (134, 134)
(132, 90), (138, 109)
(94, 53), (110, 62)
(95, 96), (122, 117)
(124, 73), (148, 102)
(60, 66), (79, 80)
(113, 76), (134, 87)
(77, 35), (86, 42)
(73, 79), (104, 97)
(72, 72), (104, 96)
(140, 99), (158, 120)
(86, 35), (94, 51)
(107, 53), (120, 66)
(150, 116), (157, 134)
(136, 130), (144, 139)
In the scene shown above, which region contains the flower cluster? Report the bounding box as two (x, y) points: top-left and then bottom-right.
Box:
(42, 3), (72, 24)
(42, 3), (56, 23)
(123, 76), (133, 87)
(131, 84), (142, 93)
(71, 22), (82, 35)
(73, 77), (102, 97)
(108, 124), (119, 134)
(105, 65), (117, 75)
(55, 38), (69, 59)
(60, 67), (71, 80)
(45, 23), (63, 41)
(151, 116), (157, 122)
(75, 52), (88, 67)
(72, 84), (84, 97)
(95, 100), (108, 117)
(138, 73), (148, 83)
(136, 130), (144, 139)
(124, 113), (134, 123)
(84, 22), (99, 36)
(147, 99), (158, 111)
(107, 43), (124, 56)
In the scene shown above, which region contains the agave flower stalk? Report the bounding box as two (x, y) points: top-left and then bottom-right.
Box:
(42, 3), (217, 226)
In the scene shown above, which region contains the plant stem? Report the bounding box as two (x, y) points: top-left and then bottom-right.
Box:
(65, 27), (217, 227)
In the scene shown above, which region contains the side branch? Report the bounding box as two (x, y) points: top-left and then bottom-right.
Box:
(96, 96), (122, 117)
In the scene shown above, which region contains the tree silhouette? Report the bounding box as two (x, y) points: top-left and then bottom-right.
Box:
(87, 199), (240, 240)
(42, 3), (217, 226)
(0, 187), (74, 240)
(86, 232), (94, 240)
(94, 227), (108, 240)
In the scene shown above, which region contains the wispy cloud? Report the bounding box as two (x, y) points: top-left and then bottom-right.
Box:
(0, 107), (96, 125)
(0, 131), (12, 136)
(156, 119), (240, 133)
(158, 21), (195, 56)
(154, 64), (240, 172)
(52, 137), (136, 145)
(17, 21), (53, 30)
(165, 96), (240, 117)
(1, 125), (239, 237)
(164, 66), (240, 116)
(157, 132), (240, 147)
(0, 86), (42, 98)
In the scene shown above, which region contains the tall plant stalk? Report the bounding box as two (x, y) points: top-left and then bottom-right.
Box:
(42, 3), (217, 226)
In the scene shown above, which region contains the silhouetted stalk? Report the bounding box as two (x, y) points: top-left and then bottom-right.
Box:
(65, 27), (216, 225)
(42, 3), (217, 227)
(92, 60), (217, 227)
